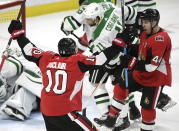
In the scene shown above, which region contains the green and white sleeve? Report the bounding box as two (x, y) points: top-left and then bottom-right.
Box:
(125, 0), (157, 12)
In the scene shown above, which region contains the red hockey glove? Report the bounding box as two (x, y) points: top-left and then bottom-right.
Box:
(128, 57), (137, 70)
(11, 29), (25, 39)
(120, 55), (137, 70)
(112, 38), (125, 52)
(8, 20), (25, 39)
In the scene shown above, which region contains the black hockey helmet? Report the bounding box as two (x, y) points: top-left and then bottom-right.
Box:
(58, 38), (77, 56)
(140, 8), (160, 24)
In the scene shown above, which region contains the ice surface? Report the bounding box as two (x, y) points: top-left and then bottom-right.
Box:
(0, 0), (179, 130)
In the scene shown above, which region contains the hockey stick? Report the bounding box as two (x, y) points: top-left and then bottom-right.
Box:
(71, 32), (90, 50)
(120, 0), (129, 90)
(82, 72), (108, 117)
(0, 1), (25, 72)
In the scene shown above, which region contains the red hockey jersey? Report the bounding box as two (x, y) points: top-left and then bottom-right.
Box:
(32, 49), (96, 116)
(133, 29), (172, 87)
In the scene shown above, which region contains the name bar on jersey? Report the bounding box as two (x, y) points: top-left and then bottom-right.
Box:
(47, 62), (66, 70)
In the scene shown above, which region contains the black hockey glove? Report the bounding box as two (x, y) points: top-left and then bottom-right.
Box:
(120, 54), (152, 72)
(8, 20), (25, 39)
(112, 38), (125, 52)
(116, 24), (138, 45)
(120, 55), (137, 70)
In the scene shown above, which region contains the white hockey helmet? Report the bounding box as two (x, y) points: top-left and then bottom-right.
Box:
(83, 3), (103, 20)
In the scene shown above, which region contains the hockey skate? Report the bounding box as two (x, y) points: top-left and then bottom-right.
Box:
(2, 105), (26, 120)
(113, 116), (130, 131)
(94, 112), (108, 126)
(157, 93), (177, 112)
(129, 101), (141, 120)
(94, 113), (118, 128)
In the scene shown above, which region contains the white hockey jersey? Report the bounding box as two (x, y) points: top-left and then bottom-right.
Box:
(63, 2), (137, 54)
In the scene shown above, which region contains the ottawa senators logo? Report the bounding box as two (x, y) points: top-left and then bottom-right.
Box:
(144, 97), (150, 105)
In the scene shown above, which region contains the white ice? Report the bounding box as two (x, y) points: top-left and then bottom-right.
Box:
(0, 0), (179, 131)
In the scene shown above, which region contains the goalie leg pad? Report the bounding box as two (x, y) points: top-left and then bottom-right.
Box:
(1, 56), (23, 79)
(2, 88), (37, 120)
(15, 69), (43, 98)
(0, 75), (7, 101)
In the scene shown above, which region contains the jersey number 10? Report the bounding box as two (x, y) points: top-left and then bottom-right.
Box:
(45, 70), (67, 94)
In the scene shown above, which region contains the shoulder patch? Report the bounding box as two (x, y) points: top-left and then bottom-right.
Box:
(155, 35), (164, 41)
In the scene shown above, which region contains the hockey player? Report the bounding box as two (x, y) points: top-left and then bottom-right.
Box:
(7, 20), (100, 131)
(124, 0), (157, 34)
(0, 49), (41, 121)
(95, 9), (172, 131)
(7, 17), (130, 130)
(118, 0), (176, 113)
(61, 1), (141, 123)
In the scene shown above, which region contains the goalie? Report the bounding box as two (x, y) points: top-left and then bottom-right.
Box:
(0, 48), (42, 120)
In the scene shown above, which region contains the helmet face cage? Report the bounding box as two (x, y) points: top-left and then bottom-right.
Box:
(140, 9), (160, 24)
(58, 38), (77, 56)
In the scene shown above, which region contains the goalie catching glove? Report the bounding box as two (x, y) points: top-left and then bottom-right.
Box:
(8, 20), (25, 39)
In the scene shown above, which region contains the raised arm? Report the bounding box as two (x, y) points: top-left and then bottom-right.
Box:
(8, 20), (44, 66)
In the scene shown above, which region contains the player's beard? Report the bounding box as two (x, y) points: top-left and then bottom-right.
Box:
(89, 23), (97, 27)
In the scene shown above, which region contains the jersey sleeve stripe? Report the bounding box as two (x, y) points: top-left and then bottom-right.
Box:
(67, 17), (77, 30)
(125, 0), (138, 5)
(129, 6), (136, 20)
(71, 16), (81, 27)
(125, 6), (131, 21)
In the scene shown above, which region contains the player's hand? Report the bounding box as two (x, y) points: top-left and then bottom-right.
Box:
(61, 22), (72, 35)
(112, 38), (125, 52)
(8, 20), (25, 39)
(120, 55), (137, 70)
(116, 25), (138, 45)
(61, 17), (73, 35)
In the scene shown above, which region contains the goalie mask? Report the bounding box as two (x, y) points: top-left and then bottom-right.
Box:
(58, 38), (77, 56)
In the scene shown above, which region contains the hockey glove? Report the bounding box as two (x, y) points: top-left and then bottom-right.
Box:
(120, 55), (150, 72)
(61, 17), (73, 35)
(112, 38), (125, 52)
(120, 55), (137, 70)
(8, 20), (25, 39)
(116, 24), (138, 45)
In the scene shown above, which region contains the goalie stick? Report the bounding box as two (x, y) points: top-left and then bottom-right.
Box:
(0, 1), (25, 72)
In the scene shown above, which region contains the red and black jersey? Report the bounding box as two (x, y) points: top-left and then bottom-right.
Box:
(31, 48), (96, 116)
(133, 29), (172, 87)
(16, 35), (123, 116)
